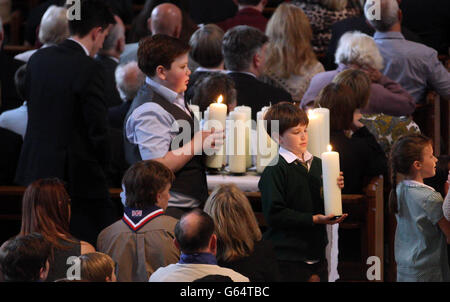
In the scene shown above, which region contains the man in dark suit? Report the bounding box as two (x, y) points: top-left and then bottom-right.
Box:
(15, 0), (117, 246)
(216, 0), (268, 33)
(222, 25), (292, 120)
(95, 15), (126, 108)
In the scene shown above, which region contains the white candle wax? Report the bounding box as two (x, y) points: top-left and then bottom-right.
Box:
(205, 98), (227, 168)
(313, 108), (330, 156)
(228, 111), (247, 173)
(256, 110), (278, 174)
(321, 146), (342, 216)
(234, 106), (252, 168)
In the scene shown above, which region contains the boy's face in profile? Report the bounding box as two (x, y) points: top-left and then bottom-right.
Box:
(163, 52), (191, 94)
(279, 123), (308, 157)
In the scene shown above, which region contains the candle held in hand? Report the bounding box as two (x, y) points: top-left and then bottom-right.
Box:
(205, 95), (227, 169)
(321, 145), (343, 217)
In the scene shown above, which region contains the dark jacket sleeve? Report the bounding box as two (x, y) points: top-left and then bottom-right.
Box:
(258, 165), (314, 229)
(80, 63), (111, 168)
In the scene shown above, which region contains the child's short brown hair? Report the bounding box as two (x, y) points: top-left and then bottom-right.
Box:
(264, 102), (309, 138)
(138, 34), (190, 77)
(122, 160), (175, 209)
(79, 252), (115, 282)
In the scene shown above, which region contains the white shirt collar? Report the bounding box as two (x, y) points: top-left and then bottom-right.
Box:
(108, 56), (120, 64)
(402, 180), (436, 192)
(279, 146), (313, 164)
(145, 77), (181, 104)
(68, 38), (90, 56)
(195, 67), (227, 73)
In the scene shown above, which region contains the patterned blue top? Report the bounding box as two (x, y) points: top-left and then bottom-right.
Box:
(395, 180), (449, 281)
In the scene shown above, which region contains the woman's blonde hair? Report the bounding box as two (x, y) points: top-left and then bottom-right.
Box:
(265, 3), (318, 78)
(332, 69), (371, 109)
(79, 252), (115, 282)
(204, 184), (262, 262)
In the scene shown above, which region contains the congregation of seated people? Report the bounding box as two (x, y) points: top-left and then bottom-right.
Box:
(0, 0), (449, 283)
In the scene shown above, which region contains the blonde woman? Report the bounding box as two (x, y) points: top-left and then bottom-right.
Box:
(293, 0), (361, 53)
(204, 184), (281, 282)
(259, 3), (324, 102)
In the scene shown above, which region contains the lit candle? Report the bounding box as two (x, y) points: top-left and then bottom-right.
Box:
(321, 145), (342, 216)
(228, 111), (247, 173)
(307, 108), (329, 158)
(233, 106), (252, 169)
(205, 95), (227, 169)
(256, 107), (278, 174)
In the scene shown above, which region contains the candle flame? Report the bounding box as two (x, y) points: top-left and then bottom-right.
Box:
(327, 145), (332, 152)
(217, 95), (223, 104)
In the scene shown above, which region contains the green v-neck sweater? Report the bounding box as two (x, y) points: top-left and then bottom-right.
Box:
(258, 155), (328, 262)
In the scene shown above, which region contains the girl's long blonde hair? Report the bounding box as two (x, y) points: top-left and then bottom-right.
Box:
(204, 184), (262, 262)
(264, 3), (318, 78)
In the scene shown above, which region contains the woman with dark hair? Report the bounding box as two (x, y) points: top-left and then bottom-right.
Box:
(17, 178), (95, 281)
(315, 82), (387, 194)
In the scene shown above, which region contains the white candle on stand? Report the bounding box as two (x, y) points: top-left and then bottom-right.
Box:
(321, 145), (342, 216)
(256, 108), (278, 174)
(234, 106), (252, 168)
(228, 111), (247, 173)
(205, 95), (227, 169)
(307, 108), (329, 158)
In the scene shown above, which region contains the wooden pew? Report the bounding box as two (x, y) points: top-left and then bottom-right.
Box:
(1, 177), (384, 282)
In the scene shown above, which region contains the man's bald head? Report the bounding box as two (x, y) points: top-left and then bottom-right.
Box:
(148, 3), (182, 38)
(174, 209), (215, 254)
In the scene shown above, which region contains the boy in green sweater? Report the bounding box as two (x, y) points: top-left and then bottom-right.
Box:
(258, 102), (347, 282)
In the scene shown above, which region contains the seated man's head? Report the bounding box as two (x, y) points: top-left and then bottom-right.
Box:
(315, 83), (359, 132)
(68, 0), (116, 56)
(138, 34), (191, 93)
(99, 15), (126, 58)
(115, 61), (145, 102)
(79, 252), (117, 282)
(364, 0), (401, 32)
(236, 0), (267, 10)
(192, 73), (237, 113)
(189, 24), (224, 69)
(264, 102), (309, 157)
(174, 209), (216, 255)
(222, 25), (268, 76)
(122, 160), (175, 210)
(148, 3), (182, 38)
(0, 233), (50, 282)
(38, 5), (70, 45)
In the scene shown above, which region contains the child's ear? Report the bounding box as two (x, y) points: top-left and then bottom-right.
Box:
(412, 160), (422, 171)
(155, 65), (166, 80)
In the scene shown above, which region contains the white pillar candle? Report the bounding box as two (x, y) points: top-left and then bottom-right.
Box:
(234, 106), (252, 168)
(321, 145), (342, 216)
(188, 104), (201, 121)
(205, 95), (227, 169)
(228, 111), (247, 173)
(256, 109), (278, 174)
(313, 108), (330, 156)
(307, 108), (329, 158)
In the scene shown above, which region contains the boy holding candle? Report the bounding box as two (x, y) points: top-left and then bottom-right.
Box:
(124, 34), (224, 219)
(258, 102), (347, 282)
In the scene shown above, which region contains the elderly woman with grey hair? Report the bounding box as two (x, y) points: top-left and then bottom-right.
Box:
(15, 5), (69, 63)
(301, 31), (415, 116)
